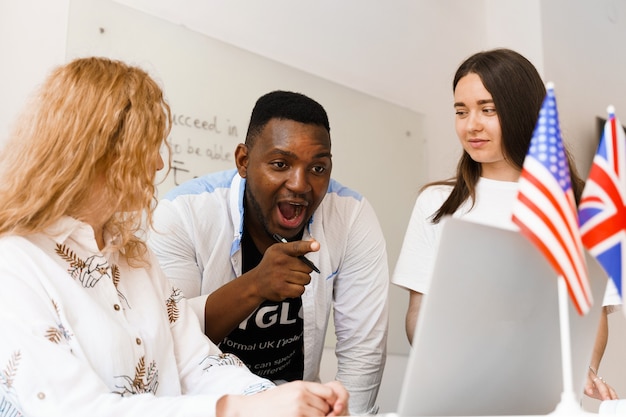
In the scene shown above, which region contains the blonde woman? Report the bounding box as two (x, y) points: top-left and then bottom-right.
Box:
(0, 57), (348, 417)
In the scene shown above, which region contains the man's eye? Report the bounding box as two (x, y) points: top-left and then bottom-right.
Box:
(312, 166), (326, 174)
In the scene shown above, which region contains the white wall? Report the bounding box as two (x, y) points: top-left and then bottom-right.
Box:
(541, 0), (626, 177)
(1, 0), (625, 414)
(109, 0), (549, 186)
(0, 0), (70, 143)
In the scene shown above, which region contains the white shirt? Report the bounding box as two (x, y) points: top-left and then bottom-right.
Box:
(0, 217), (273, 417)
(149, 169), (389, 415)
(392, 177), (619, 308)
(392, 178), (519, 294)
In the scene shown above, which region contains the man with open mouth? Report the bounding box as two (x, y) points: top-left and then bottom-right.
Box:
(149, 90), (389, 416)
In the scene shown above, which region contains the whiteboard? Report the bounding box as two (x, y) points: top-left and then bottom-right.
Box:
(66, 0), (425, 355)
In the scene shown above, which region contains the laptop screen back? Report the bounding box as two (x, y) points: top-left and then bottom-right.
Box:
(397, 218), (607, 416)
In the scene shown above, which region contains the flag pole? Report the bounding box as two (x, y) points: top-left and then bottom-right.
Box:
(551, 276), (590, 414)
(544, 83), (591, 415)
(607, 105), (615, 119)
(512, 81), (595, 415)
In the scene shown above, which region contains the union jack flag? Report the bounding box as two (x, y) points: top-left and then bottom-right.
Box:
(579, 107), (626, 304)
(511, 84), (592, 315)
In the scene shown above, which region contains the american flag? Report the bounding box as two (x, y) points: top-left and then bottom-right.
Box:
(511, 84), (592, 315)
(579, 106), (626, 304)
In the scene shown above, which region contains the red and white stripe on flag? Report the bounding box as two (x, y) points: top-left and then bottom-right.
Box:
(579, 108), (626, 307)
(511, 84), (592, 315)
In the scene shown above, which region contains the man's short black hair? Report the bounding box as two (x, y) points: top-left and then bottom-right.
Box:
(245, 90), (330, 146)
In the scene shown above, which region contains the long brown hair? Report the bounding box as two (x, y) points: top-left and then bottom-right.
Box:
(0, 57), (172, 264)
(427, 48), (584, 223)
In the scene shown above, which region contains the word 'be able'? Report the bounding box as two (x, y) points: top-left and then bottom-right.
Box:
(169, 138), (233, 162)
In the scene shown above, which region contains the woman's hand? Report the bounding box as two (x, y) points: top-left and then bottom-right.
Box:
(585, 367), (618, 401)
(217, 380), (350, 417)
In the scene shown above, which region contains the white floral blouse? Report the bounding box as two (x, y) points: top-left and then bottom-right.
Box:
(0, 217), (273, 417)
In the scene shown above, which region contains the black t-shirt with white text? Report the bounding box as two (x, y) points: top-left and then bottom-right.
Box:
(218, 228), (304, 381)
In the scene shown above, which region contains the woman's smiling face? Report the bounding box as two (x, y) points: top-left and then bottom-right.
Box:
(454, 73), (505, 168)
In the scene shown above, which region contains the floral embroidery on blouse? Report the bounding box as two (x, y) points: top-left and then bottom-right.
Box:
(55, 244), (110, 288)
(111, 264), (131, 309)
(198, 354), (273, 394)
(165, 287), (183, 324)
(200, 353), (245, 370)
(113, 356), (159, 397)
(242, 381), (275, 395)
(45, 300), (72, 344)
(54, 243), (130, 308)
(0, 351), (23, 416)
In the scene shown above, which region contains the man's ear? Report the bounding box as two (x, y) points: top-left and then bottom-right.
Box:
(234, 143), (249, 178)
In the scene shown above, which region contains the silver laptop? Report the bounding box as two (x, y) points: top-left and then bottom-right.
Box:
(397, 217), (607, 416)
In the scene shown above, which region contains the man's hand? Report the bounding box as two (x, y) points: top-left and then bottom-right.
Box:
(203, 239), (320, 342)
(250, 239), (320, 301)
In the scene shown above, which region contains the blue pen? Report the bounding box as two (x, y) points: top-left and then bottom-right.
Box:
(272, 233), (321, 273)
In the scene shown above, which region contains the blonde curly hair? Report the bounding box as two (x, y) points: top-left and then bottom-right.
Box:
(0, 57), (172, 265)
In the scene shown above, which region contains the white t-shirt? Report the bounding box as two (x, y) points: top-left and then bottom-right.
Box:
(603, 278), (622, 307)
(392, 177), (620, 308)
(392, 177), (519, 295)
